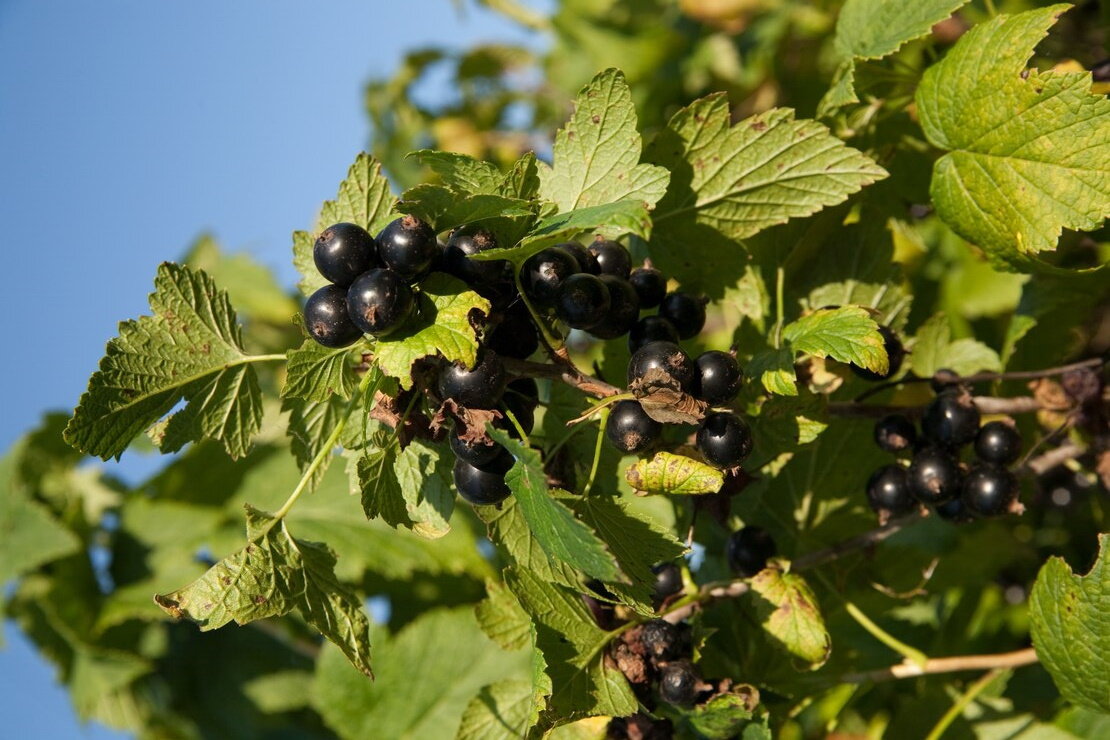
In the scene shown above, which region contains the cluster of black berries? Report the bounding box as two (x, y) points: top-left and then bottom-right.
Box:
(866, 378), (1023, 523)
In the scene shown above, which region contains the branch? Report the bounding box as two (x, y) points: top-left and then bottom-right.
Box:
(828, 395), (1049, 419)
(841, 647), (1037, 683)
(791, 513), (923, 571)
(502, 357), (621, 398)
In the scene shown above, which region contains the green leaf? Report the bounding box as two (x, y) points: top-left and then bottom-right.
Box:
(501, 151), (542, 200)
(65, 263), (266, 461)
(625, 451), (725, 495)
(910, 313), (1001, 377)
(408, 149), (503, 194)
(294, 152), (396, 297)
(282, 339), (363, 402)
(835, 0), (970, 60)
(507, 568), (637, 726)
(458, 679), (537, 740)
(183, 234), (300, 325)
(392, 438), (456, 539)
(476, 497), (580, 589)
(356, 440), (414, 529)
(284, 396), (346, 493)
(749, 569), (831, 668)
(476, 579), (534, 652)
(538, 68), (670, 212)
(1029, 533), (1110, 713)
(396, 183), (536, 233)
(488, 429), (621, 583)
(782, 306), (886, 373)
(747, 348), (798, 396)
(659, 690), (763, 740)
(154, 505), (374, 677)
(375, 273), (491, 389)
(312, 607), (530, 739)
(916, 5), (1110, 271)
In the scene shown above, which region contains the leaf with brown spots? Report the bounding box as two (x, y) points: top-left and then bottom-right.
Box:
(749, 568), (831, 669)
(626, 452), (724, 496)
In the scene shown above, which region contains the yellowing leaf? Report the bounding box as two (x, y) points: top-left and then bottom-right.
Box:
(626, 452), (725, 495)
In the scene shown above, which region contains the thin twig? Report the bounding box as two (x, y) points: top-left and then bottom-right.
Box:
(842, 647), (1037, 683)
(502, 357), (621, 398)
(792, 513), (923, 571)
(829, 395), (1049, 419)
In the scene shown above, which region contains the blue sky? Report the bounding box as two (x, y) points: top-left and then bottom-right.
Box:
(0, 1), (546, 736)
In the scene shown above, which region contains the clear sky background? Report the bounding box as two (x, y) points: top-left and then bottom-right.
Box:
(0, 1), (546, 736)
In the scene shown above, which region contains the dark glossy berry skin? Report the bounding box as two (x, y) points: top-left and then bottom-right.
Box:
(485, 302), (539, 359)
(443, 227), (508, 286)
(658, 662), (699, 706)
(726, 526), (776, 577)
(450, 431), (502, 468)
(640, 619), (682, 662)
(501, 392), (536, 436)
(506, 377), (539, 407)
(659, 292), (706, 340)
(930, 368), (962, 394)
(850, 325), (905, 381)
(696, 412), (753, 469)
(521, 247), (580, 307)
(376, 216), (438, 281)
(628, 315), (680, 354)
(437, 350), (507, 409)
(588, 238), (632, 279)
(588, 275), (641, 339)
(555, 273), (611, 329)
(975, 421), (1022, 465)
(313, 222), (378, 286)
(453, 451), (512, 506)
(629, 267), (667, 308)
(866, 464), (916, 518)
(874, 414), (917, 453)
(303, 284), (363, 348)
(557, 241), (598, 274)
(693, 351), (742, 405)
(628, 341), (695, 391)
(922, 390), (981, 448)
(908, 446), (961, 504)
(962, 464), (1019, 517)
(345, 268), (415, 336)
(605, 400), (661, 454)
(651, 562), (683, 601)
(936, 496), (974, 524)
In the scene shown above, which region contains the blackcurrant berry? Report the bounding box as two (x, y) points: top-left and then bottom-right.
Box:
(443, 227), (508, 286)
(501, 391), (536, 436)
(930, 368), (962, 394)
(605, 400), (661, 454)
(850, 325), (905, 381)
(658, 662), (699, 706)
(556, 241), (598, 274)
(628, 341), (695, 391)
(922, 390), (980, 448)
(873, 414), (916, 453)
(588, 238), (632, 279)
(640, 619), (682, 662)
(588, 275), (641, 339)
(303, 284), (362, 348)
(628, 315), (680, 354)
(865, 464), (915, 518)
(658, 292), (706, 340)
(453, 451), (513, 506)
(450, 431), (503, 468)
(521, 247), (580, 307)
(651, 562), (683, 601)
(506, 377), (540, 408)
(313, 222), (378, 287)
(935, 496), (974, 524)
(555, 273), (611, 329)
(696, 412), (753, 469)
(345, 268), (415, 336)
(484, 302), (539, 359)
(693, 351), (742, 405)
(962, 463), (1019, 517)
(974, 421), (1022, 465)
(726, 526), (776, 577)
(376, 216), (438, 281)
(629, 267), (667, 309)
(437, 350), (507, 409)
(908, 446), (961, 504)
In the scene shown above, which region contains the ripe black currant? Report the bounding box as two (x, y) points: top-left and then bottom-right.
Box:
(303, 284), (362, 348)
(629, 267), (667, 309)
(935, 496), (974, 524)
(453, 451), (513, 506)
(974, 421), (1022, 465)
(443, 227), (508, 286)
(588, 238), (632, 279)
(588, 275), (641, 339)
(696, 412), (753, 469)
(873, 414), (917, 453)
(628, 315), (680, 354)
(658, 292), (706, 340)
(450, 431), (503, 468)
(922, 390), (980, 448)
(640, 619), (682, 662)
(557, 241), (599, 274)
(345, 268), (415, 336)
(850, 325), (905, 381)
(555, 273), (611, 329)
(437, 350), (507, 409)
(605, 400), (661, 454)
(726, 526), (776, 577)
(484, 302), (539, 359)
(521, 247), (580, 307)
(376, 216), (438, 281)
(930, 368), (962, 393)
(501, 391), (536, 437)
(908, 446), (961, 504)
(962, 463), (1019, 517)
(506, 377), (539, 408)
(651, 562), (683, 601)
(658, 662), (699, 706)
(313, 222), (378, 286)
(693, 350), (742, 405)
(627, 341), (695, 391)
(865, 464), (915, 518)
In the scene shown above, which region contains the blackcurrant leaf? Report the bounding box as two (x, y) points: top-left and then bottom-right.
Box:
(625, 451), (724, 496)
(910, 313), (1001, 377)
(282, 339), (366, 402)
(748, 569), (831, 669)
(746, 347), (798, 397)
(457, 679), (537, 740)
(657, 689), (766, 740)
(476, 496), (580, 589)
(407, 149), (503, 194)
(475, 579), (533, 652)
(395, 183), (537, 236)
(782, 306), (887, 375)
